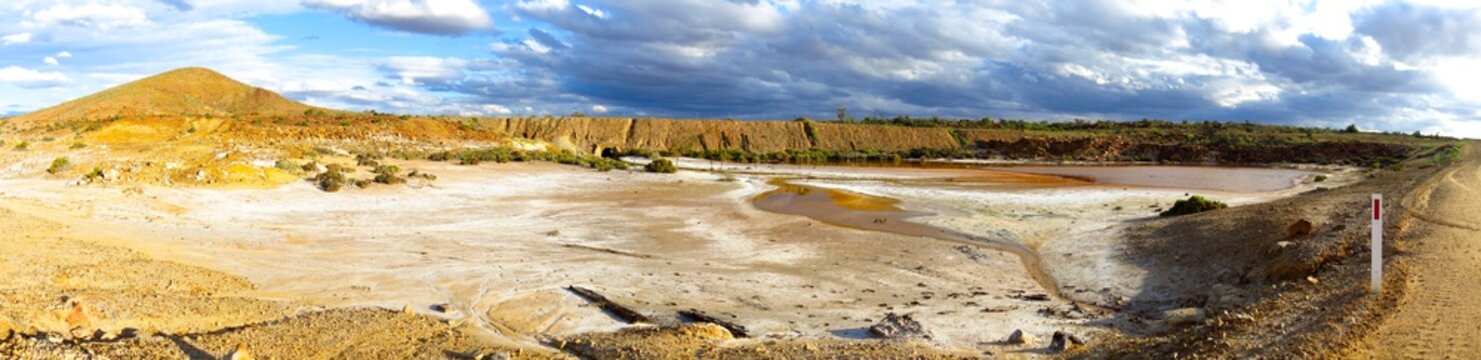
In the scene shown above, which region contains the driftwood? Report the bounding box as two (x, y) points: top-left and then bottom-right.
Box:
(565, 286), (651, 324)
(678, 309), (750, 338)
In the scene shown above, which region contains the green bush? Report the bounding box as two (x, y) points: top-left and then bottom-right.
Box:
(13, 141), (28, 151)
(315, 168), (348, 192)
(1314, 175), (1328, 182)
(645, 158), (678, 173)
(47, 157), (69, 174)
(372, 164), (405, 185)
(70, 142), (86, 150)
(1159, 196), (1228, 217)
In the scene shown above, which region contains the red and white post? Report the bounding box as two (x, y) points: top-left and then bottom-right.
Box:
(1372, 193), (1383, 293)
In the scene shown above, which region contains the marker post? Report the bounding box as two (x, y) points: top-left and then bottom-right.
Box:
(1372, 193), (1383, 293)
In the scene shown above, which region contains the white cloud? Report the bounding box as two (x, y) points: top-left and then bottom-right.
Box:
(522, 39), (551, 54)
(56, 51), (72, 58)
(304, 0), (493, 35)
(380, 56), (469, 85)
(43, 57), (59, 66)
(25, 3), (150, 30)
(591, 104), (608, 113)
(482, 104), (512, 115)
(0, 66), (70, 88)
(517, 0), (569, 12)
(576, 4), (606, 19)
(2, 32), (33, 45)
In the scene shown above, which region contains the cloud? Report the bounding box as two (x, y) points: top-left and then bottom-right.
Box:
(44, 57), (59, 66)
(2, 33), (33, 45)
(304, 0), (494, 36)
(156, 0), (195, 12)
(0, 66), (69, 88)
(24, 3), (150, 30)
(56, 51), (72, 58)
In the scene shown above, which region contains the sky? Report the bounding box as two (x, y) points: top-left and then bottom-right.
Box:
(1, 0), (1480, 137)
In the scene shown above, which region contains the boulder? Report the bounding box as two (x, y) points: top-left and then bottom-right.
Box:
(1006, 329), (1036, 345)
(1161, 307), (1206, 327)
(1287, 219), (1317, 238)
(1048, 331), (1082, 353)
(868, 313), (926, 339)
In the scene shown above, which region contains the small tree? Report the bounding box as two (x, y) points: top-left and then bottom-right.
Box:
(1344, 124), (1360, 133)
(47, 157), (69, 174)
(645, 158), (678, 173)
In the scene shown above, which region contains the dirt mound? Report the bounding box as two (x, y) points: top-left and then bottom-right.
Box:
(8, 67), (317, 131)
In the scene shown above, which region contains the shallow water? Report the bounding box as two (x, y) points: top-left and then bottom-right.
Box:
(991, 165), (1313, 192)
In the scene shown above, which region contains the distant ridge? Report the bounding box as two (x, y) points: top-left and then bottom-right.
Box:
(12, 67), (318, 125)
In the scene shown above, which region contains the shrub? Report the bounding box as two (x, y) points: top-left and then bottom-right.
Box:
(645, 158), (678, 173)
(13, 141), (28, 151)
(1314, 175), (1328, 182)
(47, 157), (69, 174)
(275, 160), (299, 171)
(372, 164), (405, 185)
(1159, 196), (1228, 217)
(83, 167), (105, 182)
(315, 168), (348, 192)
(70, 142), (86, 150)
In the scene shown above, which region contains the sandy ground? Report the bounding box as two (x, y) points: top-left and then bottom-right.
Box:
(0, 154), (1345, 358)
(1363, 144), (1481, 358)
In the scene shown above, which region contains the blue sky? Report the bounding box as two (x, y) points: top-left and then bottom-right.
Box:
(1, 1), (1480, 137)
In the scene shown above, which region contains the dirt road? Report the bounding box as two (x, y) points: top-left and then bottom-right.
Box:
(1367, 143), (1481, 358)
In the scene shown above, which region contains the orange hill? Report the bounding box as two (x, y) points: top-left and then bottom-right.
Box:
(10, 67), (316, 127)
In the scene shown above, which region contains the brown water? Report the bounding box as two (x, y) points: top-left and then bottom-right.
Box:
(752, 178), (1064, 299)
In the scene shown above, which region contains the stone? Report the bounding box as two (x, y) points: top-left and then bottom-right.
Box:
(1162, 307), (1206, 327)
(1048, 331), (1082, 353)
(431, 303), (450, 313)
(64, 302), (89, 328)
(1006, 329), (1036, 345)
(868, 313), (927, 339)
(224, 343), (254, 360)
(1287, 219), (1317, 238)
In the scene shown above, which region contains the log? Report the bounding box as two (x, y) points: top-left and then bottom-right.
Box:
(678, 309), (750, 338)
(565, 286), (651, 324)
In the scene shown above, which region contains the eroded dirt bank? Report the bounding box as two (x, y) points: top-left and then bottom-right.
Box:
(1071, 145), (1460, 358)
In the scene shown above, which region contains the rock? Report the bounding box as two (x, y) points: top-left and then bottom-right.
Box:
(868, 313), (927, 339)
(1006, 329), (1036, 345)
(1048, 331), (1082, 353)
(64, 302), (89, 328)
(1287, 219), (1317, 238)
(431, 303), (450, 313)
(1207, 284), (1246, 310)
(0, 317), (16, 341)
(1162, 307), (1206, 327)
(224, 343), (254, 360)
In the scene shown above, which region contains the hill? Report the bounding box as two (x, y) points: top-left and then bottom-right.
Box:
(8, 67), (316, 128)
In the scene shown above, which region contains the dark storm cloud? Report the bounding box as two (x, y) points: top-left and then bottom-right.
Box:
(383, 1), (1478, 132)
